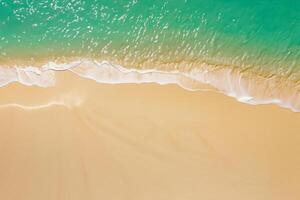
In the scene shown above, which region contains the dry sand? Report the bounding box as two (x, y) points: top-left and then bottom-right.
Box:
(0, 71), (300, 200)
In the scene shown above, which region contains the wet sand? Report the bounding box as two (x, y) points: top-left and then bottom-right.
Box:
(0, 71), (300, 200)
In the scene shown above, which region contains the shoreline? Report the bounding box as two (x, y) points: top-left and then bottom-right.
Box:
(0, 59), (299, 112)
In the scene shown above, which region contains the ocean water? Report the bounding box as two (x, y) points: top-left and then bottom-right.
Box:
(0, 0), (299, 111)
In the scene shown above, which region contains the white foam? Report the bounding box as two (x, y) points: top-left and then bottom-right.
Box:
(0, 66), (56, 87)
(0, 59), (299, 112)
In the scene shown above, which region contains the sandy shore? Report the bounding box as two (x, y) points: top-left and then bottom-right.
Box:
(0, 71), (299, 200)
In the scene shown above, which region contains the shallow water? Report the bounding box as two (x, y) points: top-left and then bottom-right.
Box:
(1, 0), (299, 69)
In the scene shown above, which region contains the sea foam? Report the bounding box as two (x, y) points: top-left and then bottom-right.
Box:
(0, 60), (299, 112)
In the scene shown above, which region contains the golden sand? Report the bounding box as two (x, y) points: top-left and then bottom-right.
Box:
(0, 71), (300, 200)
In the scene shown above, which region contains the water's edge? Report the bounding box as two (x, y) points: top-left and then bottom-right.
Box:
(0, 59), (299, 112)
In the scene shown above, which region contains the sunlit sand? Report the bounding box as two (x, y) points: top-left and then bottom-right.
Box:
(0, 71), (299, 200)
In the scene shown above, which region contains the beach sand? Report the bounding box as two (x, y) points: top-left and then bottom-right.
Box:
(0, 71), (300, 200)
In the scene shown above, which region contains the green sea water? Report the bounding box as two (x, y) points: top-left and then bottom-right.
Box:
(0, 0), (299, 75)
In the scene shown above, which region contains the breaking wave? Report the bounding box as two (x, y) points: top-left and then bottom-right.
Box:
(0, 59), (299, 112)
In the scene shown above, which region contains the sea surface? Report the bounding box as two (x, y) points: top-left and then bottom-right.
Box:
(0, 0), (299, 111)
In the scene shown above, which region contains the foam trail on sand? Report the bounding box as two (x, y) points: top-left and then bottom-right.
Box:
(0, 60), (299, 112)
(0, 92), (84, 110)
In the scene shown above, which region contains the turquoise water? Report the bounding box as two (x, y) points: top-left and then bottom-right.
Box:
(0, 0), (299, 73)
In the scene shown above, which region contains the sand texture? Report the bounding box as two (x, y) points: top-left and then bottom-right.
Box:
(0, 71), (300, 200)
